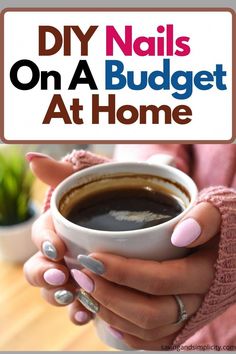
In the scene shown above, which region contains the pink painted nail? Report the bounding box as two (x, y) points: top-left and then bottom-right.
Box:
(43, 269), (66, 286)
(171, 218), (202, 247)
(107, 326), (123, 340)
(71, 269), (94, 293)
(75, 311), (89, 323)
(25, 152), (49, 162)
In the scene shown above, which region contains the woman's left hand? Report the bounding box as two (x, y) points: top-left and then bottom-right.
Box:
(70, 202), (221, 350)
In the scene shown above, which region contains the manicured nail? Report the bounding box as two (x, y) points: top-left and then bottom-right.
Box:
(25, 152), (49, 162)
(107, 326), (123, 340)
(42, 241), (58, 260)
(77, 255), (105, 275)
(75, 311), (89, 323)
(77, 289), (99, 314)
(43, 269), (66, 286)
(54, 289), (74, 305)
(171, 218), (202, 247)
(71, 269), (94, 293)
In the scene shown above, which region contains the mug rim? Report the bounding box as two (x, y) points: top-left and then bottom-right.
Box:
(51, 161), (198, 237)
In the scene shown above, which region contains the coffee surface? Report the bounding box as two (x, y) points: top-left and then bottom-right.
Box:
(65, 186), (184, 231)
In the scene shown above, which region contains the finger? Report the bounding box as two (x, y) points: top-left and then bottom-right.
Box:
(41, 283), (77, 307)
(96, 306), (184, 341)
(23, 252), (69, 288)
(73, 270), (202, 328)
(171, 202), (221, 248)
(32, 210), (66, 261)
(26, 152), (74, 188)
(68, 302), (94, 325)
(123, 331), (178, 351)
(78, 248), (216, 295)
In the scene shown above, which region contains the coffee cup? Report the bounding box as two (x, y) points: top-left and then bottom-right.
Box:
(51, 161), (198, 349)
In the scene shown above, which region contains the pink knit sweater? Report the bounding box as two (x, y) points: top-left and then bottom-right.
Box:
(45, 145), (236, 347)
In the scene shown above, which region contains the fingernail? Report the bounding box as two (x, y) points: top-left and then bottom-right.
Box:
(54, 289), (74, 305)
(75, 311), (89, 323)
(76, 289), (99, 314)
(42, 241), (58, 260)
(71, 269), (94, 293)
(77, 255), (105, 275)
(107, 326), (123, 340)
(171, 218), (202, 247)
(43, 269), (66, 286)
(25, 152), (49, 162)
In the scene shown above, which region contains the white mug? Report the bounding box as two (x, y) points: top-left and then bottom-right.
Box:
(51, 161), (198, 350)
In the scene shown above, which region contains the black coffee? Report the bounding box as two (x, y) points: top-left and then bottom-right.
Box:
(64, 185), (184, 232)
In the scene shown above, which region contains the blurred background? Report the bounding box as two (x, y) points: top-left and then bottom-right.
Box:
(0, 143), (116, 351)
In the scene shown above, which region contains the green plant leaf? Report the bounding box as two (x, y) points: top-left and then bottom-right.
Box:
(0, 146), (34, 226)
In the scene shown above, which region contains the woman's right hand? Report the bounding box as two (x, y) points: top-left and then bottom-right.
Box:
(23, 152), (97, 325)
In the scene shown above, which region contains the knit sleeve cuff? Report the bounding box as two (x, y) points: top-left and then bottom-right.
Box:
(173, 186), (236, 346)
(42, 149), (111, 212)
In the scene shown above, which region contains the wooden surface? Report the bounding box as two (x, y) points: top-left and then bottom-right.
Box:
(0, 179), (114, 351)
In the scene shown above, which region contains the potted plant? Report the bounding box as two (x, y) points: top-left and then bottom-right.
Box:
(0, 146), (38, 263)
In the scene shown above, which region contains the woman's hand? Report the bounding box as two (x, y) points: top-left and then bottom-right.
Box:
(23, 152), (222, 349)
(71, 202), (221, 350)
(24, 208), (94, 324)
(24, 152), (104, 325)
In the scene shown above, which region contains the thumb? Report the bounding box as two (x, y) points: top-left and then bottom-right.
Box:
(171, 202), (221, 248)
(26, 152), (74, 188)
